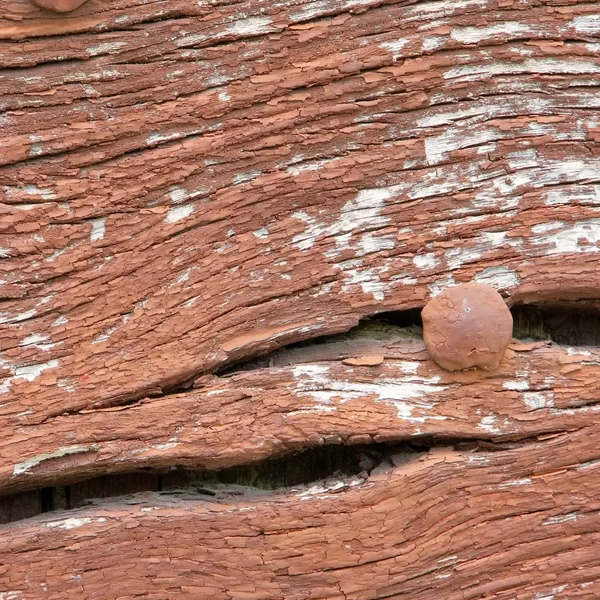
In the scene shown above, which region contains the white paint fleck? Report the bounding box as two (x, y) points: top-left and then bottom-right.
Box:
(165, 204), (194, 223)
(20, 333), (48, 347)
(544, 186), (600, 206)
(357, 232), (395, 254)
(90, 218), (105, 241)
(531, 221), (564, 234)
(292, 186), (393, 252)
(297, 477), (363, 499)
(424, 127), (498, 165)
(0, 309), (37, 324)
(176, 268), (192, 284)
(523, 391), (555, 410)
(46, 246), (69, 263)
(287, 158), (334, 176)
(224, 16), (273, 37)
(380, 38), (409, 58)
(252, 227), (269, 239)
(413, 253), (439, 270)
(46, 517), (106, 530)
(444, 246), (482, 270)
(168, 187), (188, 203)
(13, 204), (40, 212)
(341, 264), (391, 301)
(19, 333), (57, 351)
(152, 442), (179, 451)
(407, 0), (488, 20)
(483, 231), (507, 246)
(233, 170), (262, 184)
(567, 348), (592, 357)
(445, 58), (600, 82)
(473, 266), (520, 289)
(543, 512), (578, 526)
(503, 379), (529, 391)
(23, 184), (56, 200)
(570, 15), (600, 34)
(0, 356), (59, 393)
(479, 415), (501, 434)
(92, 323), (119, 344)
(399, 361), (419, 374)
(505, 148), (540, 169)
(451, 22), (532, 44)
(534, 584), (570, 600)
(422, 35), (445, 51)
(86, 41), (127, 56)
(214, 241), (232, 254)
(299, 377), (446, 418)
(391, 275), (418, 286)
(13, 360), (59, 382)
(13, 445), (91, 476)
(417, 100), (512, 128)
(289, 1), (331, 21)
(293, 364), (330, 382)
(57, 378), (76, 392)
(29, 142), (42, 157)
(533, 220), (600, 255)
(52, 315), (69, 327)
(146, 131), (182, 145)
(468, 455), (490, 464)
(428, 274), (456, 298)
(498, 478), (533, 489)
(0, 248), (11, 258)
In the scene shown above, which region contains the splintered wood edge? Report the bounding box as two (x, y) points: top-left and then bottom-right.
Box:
(1, 426), (599, 599)
(1, 340), (599, 494)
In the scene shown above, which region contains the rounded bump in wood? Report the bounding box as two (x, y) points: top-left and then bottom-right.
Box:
(32, 0), (90, 13)
(421, 282), (513, 372)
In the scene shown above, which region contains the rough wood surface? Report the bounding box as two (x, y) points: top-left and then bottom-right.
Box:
(1, 329), (600, 495)
(1, 426), (600, 599)
(2, 0), (600, 422)
(2, 0), (600, 597)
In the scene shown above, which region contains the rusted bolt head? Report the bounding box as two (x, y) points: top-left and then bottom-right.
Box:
(421, 283), (513, 372)
(32, 0), (90, 13)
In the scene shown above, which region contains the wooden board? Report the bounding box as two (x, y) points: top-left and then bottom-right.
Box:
(1, 0), (600, 598)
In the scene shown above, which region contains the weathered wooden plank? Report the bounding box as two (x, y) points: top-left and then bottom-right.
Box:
(1, 330), (599, 494)
(2, 1), (600, 597)
(1, 0), (600, 430)
(1, 425), (599, 600)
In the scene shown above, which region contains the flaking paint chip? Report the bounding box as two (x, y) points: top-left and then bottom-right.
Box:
(342, 355), (385, 366)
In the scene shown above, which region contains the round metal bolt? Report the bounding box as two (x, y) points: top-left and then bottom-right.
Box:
(421, 283), (513, 372)
(32, 0), (90, 13)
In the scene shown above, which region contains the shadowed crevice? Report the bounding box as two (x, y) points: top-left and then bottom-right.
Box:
(0, 434), (552, 526)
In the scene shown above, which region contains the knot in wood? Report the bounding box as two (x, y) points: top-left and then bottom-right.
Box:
(421, 283), (513, 372)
